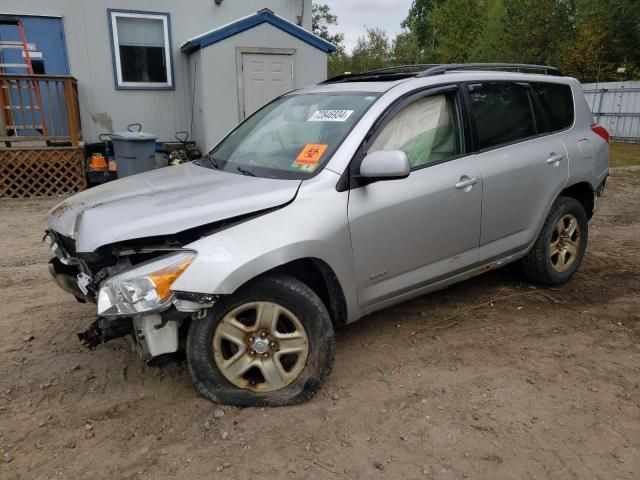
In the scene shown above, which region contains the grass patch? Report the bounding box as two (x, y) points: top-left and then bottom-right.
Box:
(610, 142), (640, 167)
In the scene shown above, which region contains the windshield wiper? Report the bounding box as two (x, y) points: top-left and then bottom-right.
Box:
(236, 166), (256, 177)
(200, 153), (220, 170)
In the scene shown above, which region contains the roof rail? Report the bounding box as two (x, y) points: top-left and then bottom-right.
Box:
(321, 62), (562, 84)
(365, 64), (440, 74)
(321, 69), (420, 84)
(417, 63), (562, 77)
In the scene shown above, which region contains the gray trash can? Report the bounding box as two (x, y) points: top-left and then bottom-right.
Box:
(110, 130), (158, 178)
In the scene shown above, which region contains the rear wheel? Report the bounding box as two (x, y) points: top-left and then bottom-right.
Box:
(522, 196), (588, 285)
(186, 273), (335, 406)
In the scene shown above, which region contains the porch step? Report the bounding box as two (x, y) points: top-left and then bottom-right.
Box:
(6, 124), (44, 129)
(0, 63), (29, 69)
(0, 43), (25, 50)
(3, 105), (40, 110)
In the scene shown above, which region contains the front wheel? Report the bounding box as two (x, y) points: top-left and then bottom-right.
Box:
(186, 273), (335, 406)
(522, 196), (588, 285)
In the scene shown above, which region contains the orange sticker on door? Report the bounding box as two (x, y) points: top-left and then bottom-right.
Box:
(294, 144), (328, 169)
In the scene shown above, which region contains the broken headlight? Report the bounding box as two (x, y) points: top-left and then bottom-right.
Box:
(97, 251), (196, 316)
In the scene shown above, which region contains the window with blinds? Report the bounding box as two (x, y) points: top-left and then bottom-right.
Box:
(109, 10), (173, 89)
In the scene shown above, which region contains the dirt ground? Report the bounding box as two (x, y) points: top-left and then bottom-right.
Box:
(1, 167), (639, 480)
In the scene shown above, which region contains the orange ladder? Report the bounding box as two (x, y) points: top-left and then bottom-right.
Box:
(0, 18), (47, 139)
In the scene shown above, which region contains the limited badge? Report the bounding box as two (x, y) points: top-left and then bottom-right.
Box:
(293, 144), (328, 170)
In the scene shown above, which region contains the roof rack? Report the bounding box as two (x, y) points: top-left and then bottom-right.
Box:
(417, 63), (562, 77)
(321, 62), (562, 84)
(364, 64), (440, 74)
(321, 70), (418, 84)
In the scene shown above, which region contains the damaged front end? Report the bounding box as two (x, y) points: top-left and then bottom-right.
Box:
(45, 230), (215, 362)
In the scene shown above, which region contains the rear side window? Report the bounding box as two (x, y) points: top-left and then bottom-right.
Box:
(468, 82), (536, 150)
(531, 82), (574, 132)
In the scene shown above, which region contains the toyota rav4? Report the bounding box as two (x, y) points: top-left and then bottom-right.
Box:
(45, 64), (609, 406)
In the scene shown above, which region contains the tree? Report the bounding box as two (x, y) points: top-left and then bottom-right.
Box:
(469, 0), (574, 64)
(402, 0), (446, 53)
(312, 3), (345, 51)
(574, 0), (640, 79)
(429, 0), (487, 63)
(350, 28), (392, 72)
(312, 3), (348, 77)
(555, 17), (610, 81)
(392, 31), (424, 65)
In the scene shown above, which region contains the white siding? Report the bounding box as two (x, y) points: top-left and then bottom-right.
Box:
(0, 0), (313, 142)
(195, 23), (327, 150)
(583, 81), (640, 142)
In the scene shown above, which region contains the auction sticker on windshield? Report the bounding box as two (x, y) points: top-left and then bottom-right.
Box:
(308, 110), (353, 122)
(292, 144), (328, 171)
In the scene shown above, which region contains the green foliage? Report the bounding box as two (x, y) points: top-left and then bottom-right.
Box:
(402, 0), (446, 51)
(313, 0), (640, 82)
(350, 28), (392, 72)
(311, 3), (345, 52)
(429, 0), (488, 63)
(392, 31), (424, 65)
(312, 3), (347, 77)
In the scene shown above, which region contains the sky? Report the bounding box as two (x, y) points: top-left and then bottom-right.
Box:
(321, 0), (414, 52)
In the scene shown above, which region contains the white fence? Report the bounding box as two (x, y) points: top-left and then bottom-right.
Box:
(583, 81), (640, 143)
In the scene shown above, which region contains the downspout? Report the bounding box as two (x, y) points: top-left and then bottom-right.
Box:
(297, 0), (304, 26)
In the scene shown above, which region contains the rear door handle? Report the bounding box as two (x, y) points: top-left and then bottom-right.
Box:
(546, 153), (564, 164)
(455, 176), (479, 189)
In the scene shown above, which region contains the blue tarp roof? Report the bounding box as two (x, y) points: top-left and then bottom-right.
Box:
(180, 9), (336, 54)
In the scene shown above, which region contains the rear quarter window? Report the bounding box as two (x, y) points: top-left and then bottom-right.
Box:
(531, 82), (574, 132)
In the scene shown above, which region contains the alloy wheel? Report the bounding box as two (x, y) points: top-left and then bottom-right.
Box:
(212, 301), (309, 392)
(549, 213), (581, 273)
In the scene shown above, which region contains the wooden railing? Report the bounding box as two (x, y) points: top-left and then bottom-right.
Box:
(0, 74), (82, 147)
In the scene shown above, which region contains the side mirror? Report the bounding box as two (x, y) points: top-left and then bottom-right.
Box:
(359, 150), (410, 180)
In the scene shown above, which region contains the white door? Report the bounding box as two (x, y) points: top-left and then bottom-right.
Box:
(241, 53), (293, 118)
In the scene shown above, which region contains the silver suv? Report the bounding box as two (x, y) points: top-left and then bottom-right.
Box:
(46, 64), (609, 406)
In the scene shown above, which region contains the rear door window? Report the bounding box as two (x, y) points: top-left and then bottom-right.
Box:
(468, 82), (536, 150)
(531, 82), (574, 132)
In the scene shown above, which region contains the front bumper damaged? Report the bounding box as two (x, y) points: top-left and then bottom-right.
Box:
(45, 230), (215, 362)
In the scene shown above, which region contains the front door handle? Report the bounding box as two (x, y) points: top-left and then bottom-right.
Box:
(546, 153), (564, 164)
(455, 176), (479, 189)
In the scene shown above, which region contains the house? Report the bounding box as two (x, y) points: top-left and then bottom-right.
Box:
(0, 0), (335, 197)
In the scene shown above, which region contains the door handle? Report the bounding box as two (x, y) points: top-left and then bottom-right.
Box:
(455, 176), (479, 189)
(546, 153), (564, 164)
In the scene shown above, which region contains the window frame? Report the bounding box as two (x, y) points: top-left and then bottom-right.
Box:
(529, 81), (576, 134)
(339, 83), (471, 191)
(463, 80), (576, 154)
(107, 9), (174, 90)
(464, 80), (542, 153)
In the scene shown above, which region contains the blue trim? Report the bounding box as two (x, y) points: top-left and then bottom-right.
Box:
(107, 9), (175, 91)
(181, 9), (336, 54)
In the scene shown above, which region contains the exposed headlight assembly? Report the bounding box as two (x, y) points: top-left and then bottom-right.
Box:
(97, 251), (196, 316)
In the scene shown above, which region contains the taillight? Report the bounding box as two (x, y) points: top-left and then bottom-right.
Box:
(591, 124), (610, 143)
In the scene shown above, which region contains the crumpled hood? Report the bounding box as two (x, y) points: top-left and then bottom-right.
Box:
(48, 162), (301, 252)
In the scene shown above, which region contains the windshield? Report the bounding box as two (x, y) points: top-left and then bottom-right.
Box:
(199, 92), (380, 179)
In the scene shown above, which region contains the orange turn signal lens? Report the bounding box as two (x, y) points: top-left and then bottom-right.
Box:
(148, 258), (193, 300)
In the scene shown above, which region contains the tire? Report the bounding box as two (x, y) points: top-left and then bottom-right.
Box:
(186, 273), (335, 406)
(522, 196), (588, 285)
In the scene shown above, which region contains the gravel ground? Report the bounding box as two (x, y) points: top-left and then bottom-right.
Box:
(0, 166), (639, 480)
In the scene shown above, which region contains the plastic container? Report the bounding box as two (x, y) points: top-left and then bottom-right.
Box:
(110, 127), (158, 178)
(89, 153), (107, 171)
